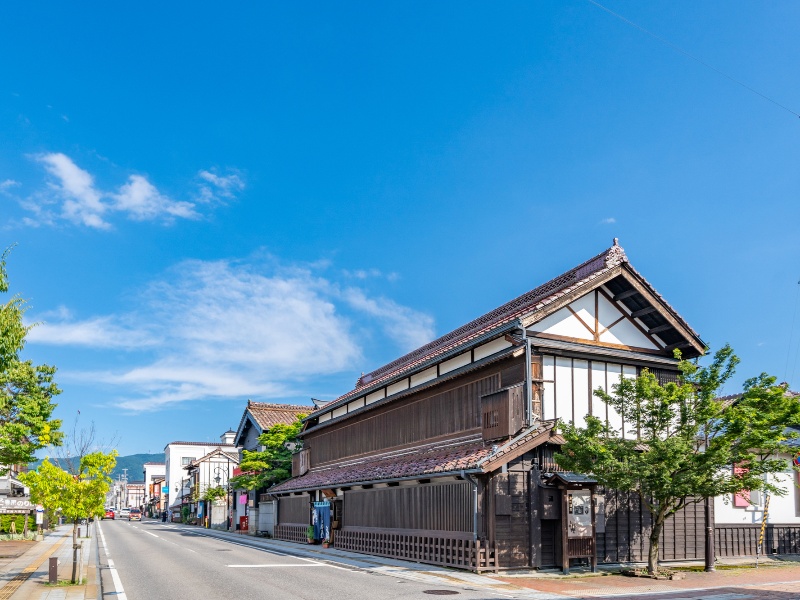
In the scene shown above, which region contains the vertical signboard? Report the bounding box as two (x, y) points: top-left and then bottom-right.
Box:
(567, 490), (592, 538)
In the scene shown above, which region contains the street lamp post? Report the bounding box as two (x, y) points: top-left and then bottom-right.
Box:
(213, 465), (230, 531)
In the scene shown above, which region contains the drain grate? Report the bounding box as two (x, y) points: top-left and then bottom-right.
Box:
(422, 591), (459, 596)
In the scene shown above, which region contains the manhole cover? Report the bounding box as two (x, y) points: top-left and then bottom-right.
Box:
(422, 592), (459, 596)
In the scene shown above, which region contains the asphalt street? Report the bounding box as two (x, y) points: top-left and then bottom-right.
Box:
(96, 519), (541, 600)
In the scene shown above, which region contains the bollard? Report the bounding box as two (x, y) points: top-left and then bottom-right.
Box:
(49, 557), (59, 584)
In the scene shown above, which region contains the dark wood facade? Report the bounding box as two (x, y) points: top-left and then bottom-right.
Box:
(268, 245), (718, 571)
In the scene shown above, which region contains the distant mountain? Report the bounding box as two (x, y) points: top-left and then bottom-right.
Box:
(109, 453), (165, 481)
(29, 452), (165, 481)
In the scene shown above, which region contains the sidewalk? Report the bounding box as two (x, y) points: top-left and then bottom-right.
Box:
(0, 524), (97, 600)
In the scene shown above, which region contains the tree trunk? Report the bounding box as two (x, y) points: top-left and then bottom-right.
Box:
(648, 519), (663, 575)
(71, 520), (79, 583)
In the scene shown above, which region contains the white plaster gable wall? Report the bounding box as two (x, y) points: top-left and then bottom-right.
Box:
(532, 290), (659, 351)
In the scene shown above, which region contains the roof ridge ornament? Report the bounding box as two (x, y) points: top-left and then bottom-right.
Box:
(605, 237), (627, 267)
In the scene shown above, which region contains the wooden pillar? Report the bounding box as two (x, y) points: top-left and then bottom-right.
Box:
(561, 485), (569, 574)
(591, 486), (597, 573)
(529, 469), (542, 568)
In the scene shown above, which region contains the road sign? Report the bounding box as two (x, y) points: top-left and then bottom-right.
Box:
(162, 486), (169, 494)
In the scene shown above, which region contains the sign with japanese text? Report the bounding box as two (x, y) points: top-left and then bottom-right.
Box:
(567, 490), (592, 538)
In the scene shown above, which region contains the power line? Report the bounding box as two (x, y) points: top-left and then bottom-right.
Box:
(585, 0), (800, 119)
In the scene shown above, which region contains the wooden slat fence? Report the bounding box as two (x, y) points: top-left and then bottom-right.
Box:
(715, 524), (800, 557)
(335, 528), (497, 572)
(274, 524), (309, 544)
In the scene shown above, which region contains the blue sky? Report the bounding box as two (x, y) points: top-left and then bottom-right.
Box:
(2, 1), (798, 456)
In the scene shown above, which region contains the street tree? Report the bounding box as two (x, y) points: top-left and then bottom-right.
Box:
(230, 415), (306, 491)
(555, 345), (800, 575)
(21, 449), (117, 582)
(21, 421), (117, 583)
(0, 247), (63, 471)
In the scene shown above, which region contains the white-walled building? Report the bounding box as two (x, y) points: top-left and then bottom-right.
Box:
(142, 462), (166, 512)
(164, 432), (237, 513)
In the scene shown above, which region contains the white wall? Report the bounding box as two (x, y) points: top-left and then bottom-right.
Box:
(715, 457), (800, 525)
(165, 443), (231, 508)
(541, 354), (636, 436)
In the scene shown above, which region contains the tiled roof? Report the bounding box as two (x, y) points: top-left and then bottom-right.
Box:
(186, 447), (240, 468)
(269, 441), (492, 493)
(247, 401), (311, 430)
(312, 242), (632, 415)
(270, 422), (558, 493)
(166, 441), (237, 447)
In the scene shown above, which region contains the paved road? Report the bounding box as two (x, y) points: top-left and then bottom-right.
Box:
(96, 519), (542, 600)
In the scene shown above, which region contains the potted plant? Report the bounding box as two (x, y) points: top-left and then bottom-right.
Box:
(322, 536), (331, 549)
(306, 524), (314, 544)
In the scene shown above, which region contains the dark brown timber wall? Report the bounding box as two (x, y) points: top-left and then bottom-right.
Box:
(278, 495), (310, 525)
(343, 481), (472, 532)
(598, 490), (709, 563)
(307, 356), (525, 466)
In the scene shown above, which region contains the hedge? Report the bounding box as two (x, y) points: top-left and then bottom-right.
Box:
(0, 514), (36, 533)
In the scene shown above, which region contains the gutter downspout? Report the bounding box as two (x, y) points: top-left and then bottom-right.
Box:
(520, 321), (533, 427)
(461, 470), (479, 542)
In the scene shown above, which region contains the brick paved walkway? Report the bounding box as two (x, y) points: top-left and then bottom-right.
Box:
(500, 562), (800, 598)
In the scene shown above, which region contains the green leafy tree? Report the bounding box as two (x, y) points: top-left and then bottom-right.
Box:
(202, 485), (227, 502)
(556, 345), (800, 575)
(21, 450), (117, 582)
(0, 248), (63, 472)
(230, 416), (306, 491)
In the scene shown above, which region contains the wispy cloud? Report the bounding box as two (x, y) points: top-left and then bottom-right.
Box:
(11, 153), (244, 229)
(599, 217), (616, 225)
(198, 170), (245, 201)
(37, 153), (108, 228)
(31, 257), (434, 412)
(27, 307), (158, 349)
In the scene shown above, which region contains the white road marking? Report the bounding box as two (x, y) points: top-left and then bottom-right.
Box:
(98, 522), (128, 600)
(143, 530), (159, 537)
(227, 564), (335, 568)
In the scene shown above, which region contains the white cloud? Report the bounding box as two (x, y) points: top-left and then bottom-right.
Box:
(33, 257), (431, 412)
(16, 153), (243, 229)
(339, 287), (435, 352)
(599, 217), (616, 225)
(27, 310), (158, 349)
(113, 175), (198, 221)
(0, 179), (20, 191)
(198, 170), (245, 200)
(36, 152), (109, 229)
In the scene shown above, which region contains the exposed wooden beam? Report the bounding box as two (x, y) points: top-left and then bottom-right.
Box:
(613, 288), (639, 301)
(664, 342), (692, 352)
(648, 323), (673, 335)
(631, 306), (657, 318)
(617, 270), (705, 356)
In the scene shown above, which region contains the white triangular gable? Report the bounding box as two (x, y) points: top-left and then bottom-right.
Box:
(531, 289), (660, 351)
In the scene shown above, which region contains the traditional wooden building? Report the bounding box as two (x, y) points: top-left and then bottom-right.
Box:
(270, 241), (712, 571)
